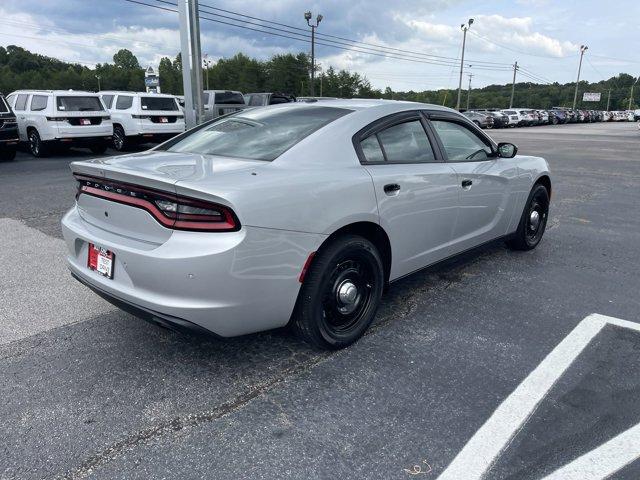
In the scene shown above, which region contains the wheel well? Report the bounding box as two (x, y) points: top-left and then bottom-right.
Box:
(535, 175), (552, 198)
(26, 126), (37, 135)
(322, 222), (392, 283)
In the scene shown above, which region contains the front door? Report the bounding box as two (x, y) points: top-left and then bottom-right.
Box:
(356, 112), (460, 280)
(429, 116), (518, 253)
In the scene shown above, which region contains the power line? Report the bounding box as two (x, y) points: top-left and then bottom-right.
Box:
(192, 0), (512, 67)
(468, 30), (578, 60)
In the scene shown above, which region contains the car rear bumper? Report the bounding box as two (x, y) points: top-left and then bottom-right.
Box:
(0, 127), (19, 143)
(46, 122), (113, 141)
(62, 204), (325, 337)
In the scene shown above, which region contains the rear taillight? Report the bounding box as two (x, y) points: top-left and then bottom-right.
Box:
(46, 117), (67, 122)
(132, 115), (150, 119)
(74, 175), (239, 232)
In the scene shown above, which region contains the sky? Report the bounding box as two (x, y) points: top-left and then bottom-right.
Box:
(1, 0), (639, 91)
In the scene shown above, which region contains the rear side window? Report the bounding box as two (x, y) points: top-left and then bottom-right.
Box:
(431, 120), (493, 162)
(15, 94), (29, 111)
(101, 94), (114, 108)
(30, 95), (48, 111)
(115, 95), (133, 110)
(214, 92), (245, 105)
(163, 106), (351, 161)
(141, 96), (178, 111)
(202, 92), (210, 104)
(360, 135), (385, 163)
(375, 120), (436, 163)
(57, 96), (103, 111)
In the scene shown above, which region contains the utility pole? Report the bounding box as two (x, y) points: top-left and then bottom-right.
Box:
(628, 76), (639, 110)
(509, 61), (518, 108)
(178, 0), (204, 128)
(572, 45), (588, 110)
(95, 75), (101, 91)
(606, 88), (611, 111)
(456, 18), (474, 111)
(466, 73), (474, 110)
(304, 11), (322, 97)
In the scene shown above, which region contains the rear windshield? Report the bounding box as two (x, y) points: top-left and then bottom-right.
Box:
(141, 96), (178, 111)
(503, 110), (516, 115)
(0, 97), (8, 113)
(214, 92), (245, 105)
(163, 106), (351, 161)
(56, 96), (104, 112)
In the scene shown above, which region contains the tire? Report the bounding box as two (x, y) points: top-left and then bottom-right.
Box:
(291, 234), (384, 350)
(507, 184), (550, 251)
(28, 129), (48, 157)
(0, 146), (16, 161)
(89, 142), (108, 155)
(112, 125), (128, 152)
(552, 117), (558, 125)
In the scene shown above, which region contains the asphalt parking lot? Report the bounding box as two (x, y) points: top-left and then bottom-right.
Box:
(1, 122), (639, 479)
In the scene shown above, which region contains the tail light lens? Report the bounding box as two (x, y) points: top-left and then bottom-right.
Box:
(74, 174), (239, 232)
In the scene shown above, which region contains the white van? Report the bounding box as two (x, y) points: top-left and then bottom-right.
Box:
(5, 90), (113, 157)
(99, 91), (185, 151)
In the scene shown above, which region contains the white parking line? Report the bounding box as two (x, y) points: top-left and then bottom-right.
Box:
(437, 313), (640, 480)
(542, 422), (640, 480)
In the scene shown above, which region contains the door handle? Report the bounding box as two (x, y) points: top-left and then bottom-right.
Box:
(461, 179), (473, 189)
(383, 183), (401, 196)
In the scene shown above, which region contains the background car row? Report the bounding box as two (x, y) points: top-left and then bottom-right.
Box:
(464, 107), (638, 128)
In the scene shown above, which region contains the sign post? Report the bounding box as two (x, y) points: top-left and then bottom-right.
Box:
(144, 66), (160, 93)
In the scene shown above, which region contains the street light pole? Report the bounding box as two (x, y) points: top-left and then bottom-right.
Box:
(95, 75), (101, 91)
(178, 0), (204, 128)
(304, 11), (323, 97)
(456, 18), (474, 111)
(572, 45), (588, 110)
(628, 76), (639, 110)
(466, 73), (474, 110)
(509, 61), (518, 108)
(203, 54), (210, 90)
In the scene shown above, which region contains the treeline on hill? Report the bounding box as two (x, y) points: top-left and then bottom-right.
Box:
(0, 45), (637, 110)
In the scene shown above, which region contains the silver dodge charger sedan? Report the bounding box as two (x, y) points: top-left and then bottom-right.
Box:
(62, 99), (551, 349)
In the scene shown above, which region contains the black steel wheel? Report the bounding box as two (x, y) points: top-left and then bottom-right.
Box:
(0, 146), (16, 161)
(507, 183), (550, 250)
(291, 235), (384, 350)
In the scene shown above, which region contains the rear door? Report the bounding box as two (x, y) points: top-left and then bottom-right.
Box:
(428, 113), (518, 253)
(357, 111), (459, 279)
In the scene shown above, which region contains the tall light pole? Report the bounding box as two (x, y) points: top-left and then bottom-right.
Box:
(178, 0), (204, 128)
(304, 11), (322, 97)
(456, 18), (474, 111)
(466, 73), (474, 110)
(572, 45), (588, 110)
(509, 61), (518, 108)
(628, 76), (639, 110)
(95, 75), (101, 91)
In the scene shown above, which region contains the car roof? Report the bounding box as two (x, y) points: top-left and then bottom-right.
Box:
(251, 98), (458, 113)
(9, 90), (101, 96)
(98, 91), (177, 98)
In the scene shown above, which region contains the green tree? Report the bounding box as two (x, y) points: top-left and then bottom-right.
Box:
(112, 49), (140, 70)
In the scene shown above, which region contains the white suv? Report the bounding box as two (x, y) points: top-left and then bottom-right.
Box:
(6, 90), (113, 157)
(99, 91), (185, 151)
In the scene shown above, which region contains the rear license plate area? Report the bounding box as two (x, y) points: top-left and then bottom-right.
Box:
(87, 243), (114, 279)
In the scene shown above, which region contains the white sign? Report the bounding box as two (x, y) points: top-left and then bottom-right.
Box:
(583, 92), (601, 102)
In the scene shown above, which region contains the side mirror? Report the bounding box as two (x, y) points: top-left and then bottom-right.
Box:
(497, 142), (518, 158)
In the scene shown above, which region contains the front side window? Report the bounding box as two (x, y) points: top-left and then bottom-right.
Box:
(431, 120), (493, 162)
(375, 120), (436, 163)
(115, 95), (133, 110)
(30, 95), (48, 111)
(163, 106), (351, 161)
(141, 96), (178, 111)
(15, 94), (29, 111)
(56, 96), (103, 111)
(101, 94), (114, 109)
